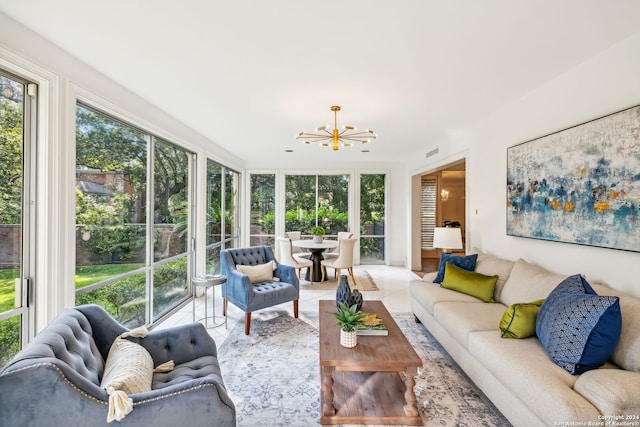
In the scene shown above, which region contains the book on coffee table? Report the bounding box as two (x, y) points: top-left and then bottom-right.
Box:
(356, 314), (388, 336)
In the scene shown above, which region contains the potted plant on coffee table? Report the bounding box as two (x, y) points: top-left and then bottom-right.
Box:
(311, 226), (325, 243)
(332, 302), (368, 348)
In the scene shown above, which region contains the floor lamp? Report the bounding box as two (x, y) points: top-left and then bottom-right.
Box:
(433, 227), (463, 253)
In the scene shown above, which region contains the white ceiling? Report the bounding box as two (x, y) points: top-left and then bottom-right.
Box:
(2, 1), (640, 165)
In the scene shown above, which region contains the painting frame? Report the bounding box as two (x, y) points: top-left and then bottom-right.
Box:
(506, 104), (640, 252)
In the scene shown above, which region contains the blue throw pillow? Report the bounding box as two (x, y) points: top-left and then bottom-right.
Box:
(536, 274), (621, 375)
(433, 253), (478, 284)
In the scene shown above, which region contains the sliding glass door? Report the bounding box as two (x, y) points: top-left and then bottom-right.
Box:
(0, 71), (36, 366)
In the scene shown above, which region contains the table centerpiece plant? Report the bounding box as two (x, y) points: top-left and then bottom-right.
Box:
(311, 226), (325, 243)
(332, 302), (368, 348)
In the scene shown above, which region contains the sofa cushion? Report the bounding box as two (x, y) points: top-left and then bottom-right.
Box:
(433, 253), (478, 284)
(473, 250), (515, 302)
(236, 260), (276, 283)
(536, 274), (622, 375)
(410, 280), (482, 315)
(500, 258), (566, 307)
(152, 355), (223, 390)
(499, 299), (545, 339)
(441, 262), (498, 303)
(421, 271), (437, 283)
(468, 330), (602, 425)
(434, 301), (506, 349)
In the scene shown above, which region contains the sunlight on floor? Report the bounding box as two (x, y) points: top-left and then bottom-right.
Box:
(156, 265), (421, 347)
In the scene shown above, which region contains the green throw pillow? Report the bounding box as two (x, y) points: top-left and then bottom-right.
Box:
(500, 299), (545, 339)
(440, 262), (498, 303)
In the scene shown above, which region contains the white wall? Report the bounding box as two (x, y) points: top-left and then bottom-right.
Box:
(408, 31), (640, 297)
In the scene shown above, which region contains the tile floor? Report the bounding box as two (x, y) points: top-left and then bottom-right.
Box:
(156, 265), (422, 347)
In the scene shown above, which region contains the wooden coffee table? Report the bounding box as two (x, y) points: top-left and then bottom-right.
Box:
(319, 300), (423, 425)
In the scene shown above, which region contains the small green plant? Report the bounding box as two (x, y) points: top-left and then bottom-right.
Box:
(331, 302), (368, 332)
(311, 226), (325, 236)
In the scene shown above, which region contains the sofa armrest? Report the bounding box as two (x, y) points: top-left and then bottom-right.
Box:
(574, 369), (640, 416)
(0, 359), (108, 401)
(0, 361), (111, 427)
(136, 322), (218, 367)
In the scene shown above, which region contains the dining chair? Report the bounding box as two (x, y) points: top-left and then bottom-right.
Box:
(276, 236), (314, 283)
(323, 232), (353, 260)
(320, 237), (357, 285)
(285, 231), (310, 258)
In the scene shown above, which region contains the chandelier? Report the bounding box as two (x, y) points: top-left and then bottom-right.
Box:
(296, 105), (377, 151)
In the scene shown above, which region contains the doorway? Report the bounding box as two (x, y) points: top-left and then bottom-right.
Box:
(412, 159), (466, 274)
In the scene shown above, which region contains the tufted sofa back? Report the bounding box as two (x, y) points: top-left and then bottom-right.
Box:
(2, 308), (105, 385)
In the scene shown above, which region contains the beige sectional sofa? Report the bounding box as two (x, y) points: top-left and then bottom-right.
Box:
(410, 249), (640, 427)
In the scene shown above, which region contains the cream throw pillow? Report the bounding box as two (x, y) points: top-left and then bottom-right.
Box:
(100, 327), (174, 423)
(101, 328), (153, 422)
(236, 260), (276, 283)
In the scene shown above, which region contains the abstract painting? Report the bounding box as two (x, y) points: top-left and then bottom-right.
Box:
(507, 104), (640, 252)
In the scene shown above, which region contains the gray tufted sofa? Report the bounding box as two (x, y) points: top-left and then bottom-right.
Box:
(221, 245), (299, 335)
(0, 304), (236, 427)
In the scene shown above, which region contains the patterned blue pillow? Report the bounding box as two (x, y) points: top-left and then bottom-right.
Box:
(433, 253), (478, 284)
(536, 274), (621, 375)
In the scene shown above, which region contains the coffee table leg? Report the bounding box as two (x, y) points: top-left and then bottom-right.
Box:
(321, 366), (336, 416)
(403, 367), (419, 417)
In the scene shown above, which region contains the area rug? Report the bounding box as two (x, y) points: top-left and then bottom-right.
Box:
(217, 310), (511, 427)
(299, 269), (379, 291)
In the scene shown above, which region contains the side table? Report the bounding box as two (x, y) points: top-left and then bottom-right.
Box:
(192, 274), (227, 329)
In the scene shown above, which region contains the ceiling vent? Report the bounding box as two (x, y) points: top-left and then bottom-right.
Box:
(425, 148), (439, 158)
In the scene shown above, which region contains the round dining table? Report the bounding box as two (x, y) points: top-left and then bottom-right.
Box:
(291, 239), (338, 282)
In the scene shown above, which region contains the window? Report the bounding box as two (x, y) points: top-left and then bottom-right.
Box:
(249, 174), (275, 247)
(360, 174), (386, 264)
(205, 159), (239, 274)
(285, 174), (349, 236)
(75, 104), (194, 327)
(152, 139), (191, 321)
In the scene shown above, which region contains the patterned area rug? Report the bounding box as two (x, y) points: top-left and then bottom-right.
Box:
(299, 270), (379, 291)
(217, 309), (511, 427)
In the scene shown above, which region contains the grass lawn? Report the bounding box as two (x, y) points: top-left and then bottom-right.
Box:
(0, 263), (144, 312)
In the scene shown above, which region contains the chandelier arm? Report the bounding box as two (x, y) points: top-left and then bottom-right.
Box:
(341, 131), (376, 137)
(338, 134), (376, 140)
(339, 138), (370, 143)
(296, 134), (334, 140)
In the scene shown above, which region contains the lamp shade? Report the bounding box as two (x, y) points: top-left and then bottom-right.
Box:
(432, 227), (463, 251)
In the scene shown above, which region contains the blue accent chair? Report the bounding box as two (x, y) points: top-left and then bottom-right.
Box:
(221, 245), (299, 335)
(0, 304), (236, 426)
